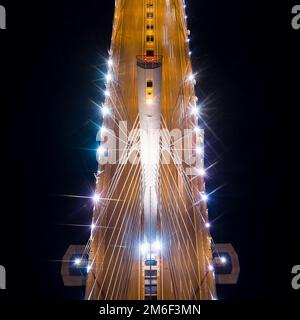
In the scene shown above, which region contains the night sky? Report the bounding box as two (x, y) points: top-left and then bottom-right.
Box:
(0, 0), (298, 300)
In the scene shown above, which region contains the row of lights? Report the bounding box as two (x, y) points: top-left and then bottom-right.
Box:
(98, 58), (113, 155)
(72, 197), (101, 272)
(96, 57), (114, 158)
(188, 73), (209, 204)
(72, 56), (117, 274)
(89, 56), (115, 262)
(183, 1), (211, 232)
(179, 2), (192, 55)
(72, 193), (101, 272)
(186, 31), (222, 283)
(101, 57), (115, 109)
(184, 11), (216, 271)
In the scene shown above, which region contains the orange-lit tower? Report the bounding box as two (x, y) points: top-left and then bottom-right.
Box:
(85, 0), (216, 300)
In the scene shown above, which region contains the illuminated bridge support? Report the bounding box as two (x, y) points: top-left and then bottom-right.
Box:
(84, 0), (218, 300)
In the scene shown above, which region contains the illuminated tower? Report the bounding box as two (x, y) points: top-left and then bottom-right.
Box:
(85, 0), (216, 300)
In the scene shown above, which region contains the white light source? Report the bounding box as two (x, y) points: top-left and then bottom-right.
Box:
(101, 105), (110, 117)
(106, 73), (113, 82)
(190, 105), (199, 116)
(220, 256), (227, 264)
(97, 145), (106, 156)
(189, 51), (192, 56)
(205, 222), (211, 229)
(201, 193), (208, 202)
(93, 193), (100, 203)
(74, 258), (81, 266)
(87, 264), (92, 273)
(188, 74), (195, 81)
(197, 168), (206, 177)
(146, 98), (153, 105)
(140, 242), (149, 255)
(108, 58), (113, 67)
(104, 89), (110, 97)
(186, 38), (190, 43)
(194, 126), (201, 133)
(196, 146), (204, 154)
(152, 240), (161, 251)
(208, 264), (214, 272)
(91, 223), (96, 230)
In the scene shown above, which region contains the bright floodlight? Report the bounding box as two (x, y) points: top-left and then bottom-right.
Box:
(97, 145), (106, 156)
(190, 105), (199, 116)
(208, 264), (214, 272)
(201, 193), (208, 202)
(189, 51), (192, 56)
(186, 38), (190, 43)
(146, 98), (153, 105)
(93, 193), (100, 203)
(102, 105), (110, 117)
(108, 58), (113, 67)
(188, 74), (195, 81)
(74, 258), (81, 266)
(104, 89), (110, 97)
(220, 256), (227, 264)
(152, 240), (161, 251)
(91, 223), (96, 230)
(197, 168), (206, 177)
(205, 222), (211, 229)
(140, 242), (149, 255)
(87, 264), (92, 273)
(106, 73), (113, 82)
(194, 126), (201, 133)
(196, 146), (204, 154)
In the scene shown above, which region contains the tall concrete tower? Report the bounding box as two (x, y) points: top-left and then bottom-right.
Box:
(85, 0), (216, 300)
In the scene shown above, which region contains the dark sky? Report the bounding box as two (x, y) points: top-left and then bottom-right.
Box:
(0, 0), (298, 300)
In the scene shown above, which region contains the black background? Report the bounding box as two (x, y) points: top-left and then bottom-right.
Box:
(0, 0), (299, 303)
